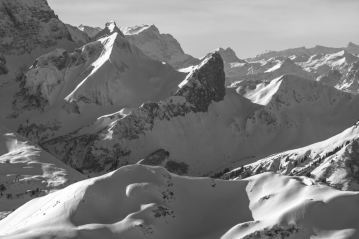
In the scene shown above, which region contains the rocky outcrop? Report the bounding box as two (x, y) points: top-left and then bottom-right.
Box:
(0, 0), (77, 56)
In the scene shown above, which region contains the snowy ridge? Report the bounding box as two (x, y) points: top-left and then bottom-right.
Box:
(226, 121), (359, 191)
(1, 165), (359, 238)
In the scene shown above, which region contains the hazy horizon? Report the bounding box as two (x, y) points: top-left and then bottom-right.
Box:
(49, 0), (359, 59)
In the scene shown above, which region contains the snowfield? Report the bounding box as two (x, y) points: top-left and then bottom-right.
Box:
(0, 165), (358, 238)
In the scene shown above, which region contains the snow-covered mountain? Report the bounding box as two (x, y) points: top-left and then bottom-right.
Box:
(249, 42), (359, 61)
(121, 24), (200, 69)
(300, 50), (359, 75)
(0, 125), (85, 220)
(1, 164), (358, 239)
(37, 60), (359, 177)
(0, 20), (187, 146)
(0, 0), (85, 83)
(77, 24), (102, 38)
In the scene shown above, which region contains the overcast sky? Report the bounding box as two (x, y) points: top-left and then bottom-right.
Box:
(48, 0), (359, 59)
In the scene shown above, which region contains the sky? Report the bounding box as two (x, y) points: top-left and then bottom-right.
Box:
(48, 0), (359, 59)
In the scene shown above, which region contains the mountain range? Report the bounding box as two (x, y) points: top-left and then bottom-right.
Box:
(1, 0), (359, 238)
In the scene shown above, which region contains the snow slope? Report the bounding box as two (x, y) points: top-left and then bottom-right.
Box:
(0, 125), (85, 219)
(121, 24), (200, 69)
(0, 165), (359, 238)
(0, 21), (187, 144)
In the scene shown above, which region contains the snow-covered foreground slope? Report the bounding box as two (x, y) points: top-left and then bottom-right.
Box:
(0, 0), (84, 83)
(0, 21), (187, 144)
(1, 165), (359, 238)
(249, 42), (359, 61)
(121, 24), (200, 69)
(227, 121), (359, 191)
(39, 52), (359, 177)
(0, 125), (85, 219)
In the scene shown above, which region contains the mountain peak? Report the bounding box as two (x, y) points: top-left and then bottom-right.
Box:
(216, 47), (246, 63)
(347, 42), (358, 47)
(92, 20), (124, 40)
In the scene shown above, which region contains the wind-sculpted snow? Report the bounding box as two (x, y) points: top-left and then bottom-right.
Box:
(0, 125), (85, 220)
(1, 165), (359, 238)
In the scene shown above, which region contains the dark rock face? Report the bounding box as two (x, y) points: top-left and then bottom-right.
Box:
(41, 52), (225, 175)
(0, 0), (73, 56)
(0, 54), (8, 75)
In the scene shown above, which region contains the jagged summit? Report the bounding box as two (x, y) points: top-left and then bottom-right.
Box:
(121, 23), (199, 69)
(216, 47), (246, 63)
(92, 20), (125, 40)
